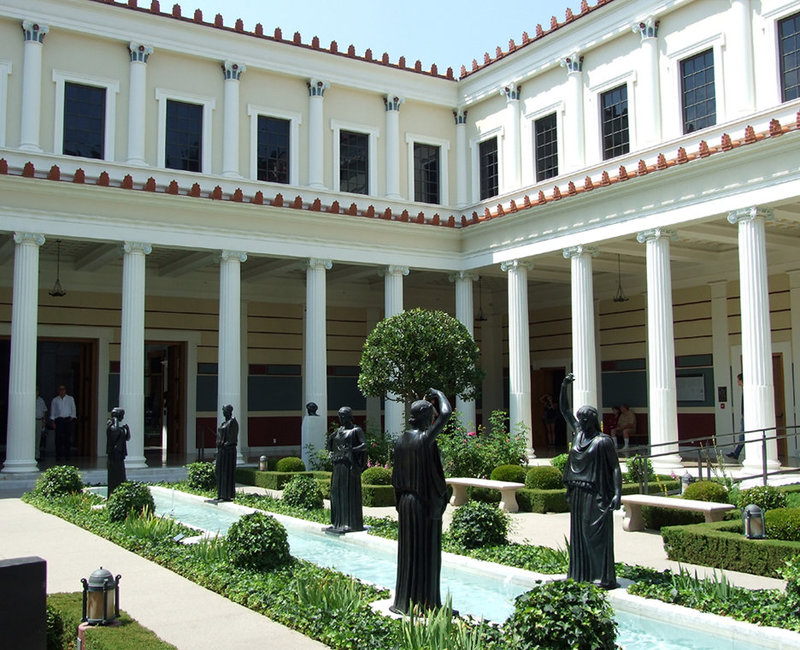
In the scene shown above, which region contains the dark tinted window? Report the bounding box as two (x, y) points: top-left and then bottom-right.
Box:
(257, 116), (290, 184)
(63, 82), (105, 159)
(681, 49), (716, 133)
(601, 85), (629, 160)
(340, 130), (369, 194)
(534, 113), (558, 182)
(479, 137), (498, 200)
(165, 100), (202, 172)
(413, 143), (440, 203)
(780, 12), (800, 102)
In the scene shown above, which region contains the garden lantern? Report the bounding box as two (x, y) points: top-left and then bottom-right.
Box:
(259, 455), (268, 471)
(742, 504), (765, 539)
(81, 567), (121, 625)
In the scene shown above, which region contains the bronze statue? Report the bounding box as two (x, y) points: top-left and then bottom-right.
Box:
(391, 388), (452, 614)
(215, 404), (238, 501)
(106, 407), (130, 496)
(559, 373), (622, 589)
(326, 406), (366, 533)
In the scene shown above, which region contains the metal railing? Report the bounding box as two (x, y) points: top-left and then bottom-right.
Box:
(623, 425), (800, 493)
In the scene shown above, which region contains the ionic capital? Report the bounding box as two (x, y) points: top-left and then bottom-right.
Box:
(453, 109), (468, 125)
(220, 250), (247, 263)
(129, 42), (153, 63)
(123, 242), (152, 255)
(13, 232), (45, 247)
(22, 21), (48, 43)
(632, 16), (660, 40)
(307, 79), (330, 97)
(500, 84), (521, 101)
(559, 53), (583, 73)
(384, 95), (405, 111)
(501, 259), (532, 273)
(636, 228), (677, 244)
(223, 61), (246, 80)
(562, 245), (598, 259)
(448, 271), (478, 283)
(385, 265), (409, 277)
(727, 207), (774, 225)
(307, 258), (332, 271)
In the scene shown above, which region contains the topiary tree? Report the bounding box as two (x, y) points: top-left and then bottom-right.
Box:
(106, 481), (155, 522)
(505, 580), (617, 649)
(682, 479), (729, 503)
(275, 456), (306, 472)
(34, 465), (83, 497)
(525, 465), (564, 490)
(448, 500), (509, 549)
(361, 466), (392, 485)
(226, 511), (290, 570)
(358, 308), (484, 405)
(282, 475), (324, 510)
(490, 464), (527, 483)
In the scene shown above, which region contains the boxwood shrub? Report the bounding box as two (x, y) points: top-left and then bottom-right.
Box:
(516, 488), (569, 513)
(449, 500), (509, 548)
(737, 485), (788, 512)
(765, 507), (800, 542)
(361, 467), (392, 485)
(525, 465), (563, 490)
(106, 481), (155, 522)
(362, 485), (395, 507)
(682, 480), (729, 503)
(282, 474), (324, 510)
(35, 465), (83, 497)
(661, 519), (800, 577)
(186, 461), (216, 491)
(235, 468), (330, 490)
(550, 453), (569, 473)
(226, 511), (290, 570)
(275, 456), (306, 472)
(490, 464), (527, 483)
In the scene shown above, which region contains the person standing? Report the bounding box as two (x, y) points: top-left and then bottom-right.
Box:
(391, 388), (452, 615)
(50, 385), (76, 461)
(35, 388), (47, 461)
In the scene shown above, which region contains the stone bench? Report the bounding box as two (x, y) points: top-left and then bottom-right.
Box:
(620, 494), (735, 531)
(445, 477), (525, 513)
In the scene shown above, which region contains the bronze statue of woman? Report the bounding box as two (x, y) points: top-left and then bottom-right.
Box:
(391, 388), (452, 614)
(215, 404), (238, 501)
(559, 373), (622, 589)
(106, 407), (130, 496)
(327, 406), (366, 533)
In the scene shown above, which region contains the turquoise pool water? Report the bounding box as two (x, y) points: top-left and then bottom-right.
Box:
(137, 486), (770, 649)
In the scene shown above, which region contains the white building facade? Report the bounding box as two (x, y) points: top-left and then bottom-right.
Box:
(1, 0), (799, 476)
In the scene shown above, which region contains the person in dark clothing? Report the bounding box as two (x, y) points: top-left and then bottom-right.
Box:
(391, 388), (451, 614)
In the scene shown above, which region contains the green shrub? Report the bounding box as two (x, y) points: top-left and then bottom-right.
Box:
(683, 480), (729, 503)
(642, 505), (704, 530)
(186, 461), (216, 491)
(525, 465), (563, 490)
(106, 481), (155, 522)
(361, 466), (392, 485)
(662, 519), (800, 577)
(516, 488), (569, 513)
(281, 475), (324, 510)
(235, 468), (329, 490)
(362, 484), (395, 507)
(624, 455), (654, 484)
(35, 465), (83, 497)
(275, 456), (306, 472)
(765, 507), (800, 542)
(490, 464), (527, 483)
(226, 511), (290, 570)
(468, 486), (501, 504)
(448, 500), (509, 549)
(737, 485), (788, 512)
(45, 603), (63, 650)
(505, 580), (617, 650)
(782, 554), (800, 613)
(550, 453), (569, 473)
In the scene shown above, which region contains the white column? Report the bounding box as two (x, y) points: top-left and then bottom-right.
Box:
(632, 18), (661, 147)
(307, 79), (329, 190)
(500, 85), (521, 191)
(239, 300), (249, 460)
(788, 271), (800, 442)
(728, 207), (779, 473)
(120, 242), (152, 469)
(302, 258), (331, 468)
(365, 307), (382, 432)
(384, 265), (408, 436)
(709, 281), (734, 437)
(502, 260), (534, 460)
(2, 233), (45, 473)
(384, 95), (404, 199)
(559, 53), (584, 172)
(454, 110), (468, 208)
(127, 43), (152, 165)
(637, 228), (682, 472)
(452, 271), (477, 429)
(218, 250), (247, 465)
(728, 0), (755, 116)
(563, 246), (598, 410)
(222, 61), (245, 178)
(20, 21), (48, 152)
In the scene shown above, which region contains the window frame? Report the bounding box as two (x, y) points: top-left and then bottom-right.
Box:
(680, 48), (717, 134)
(155, 88), (215, 173)
(330, 119), (378, 195)
(405, 133), (450, 205)
(53, 70), (118, 160)
(599, 83), (631, 161)
(469, 126), (503, 203)
(588, 72), (636, 163)
(247, 105), (301, 185)
(533, 111), (559, 182)
(778, 10), (800, 102)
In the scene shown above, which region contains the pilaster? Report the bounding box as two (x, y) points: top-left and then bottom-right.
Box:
(454, 110), (468, 207)
(384, 95), (404, 199)
(307, 79), (330, 190)
(632, 17), (661, 146)
(559, 53), (584, 172)
(222, 61), (245, 178)
(20, 21), (49, 152)
(127, 43), (153, 165)
(500, 85), (521, 191)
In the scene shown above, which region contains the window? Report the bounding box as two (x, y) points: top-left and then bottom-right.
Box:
(413, 143), (440, 203)
(680, 49), (716, 133)
(779, 11), (800, 102)
(165, 100), (202, 172)
(534, 113), (558, 182)
(256, 116), (290, 184)
(62, 82), (105, 159)
(479, 137), (498, 200)
(339, 130), (369, 194)
(600, 85), (629, 160)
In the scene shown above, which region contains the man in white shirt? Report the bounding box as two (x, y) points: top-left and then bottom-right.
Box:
(35, 388), (47, 461)
(50, 384), (77, 461)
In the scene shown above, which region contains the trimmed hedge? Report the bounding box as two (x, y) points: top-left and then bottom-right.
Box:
(491, 464), (528, 483)
(361, 467), (392, 486)
(516, 481), (680, 514)
(682, 480), (729, 503)
(362, 485), (395, 507)
(275, 456), (306, 472)
(642, 506), (704, 530)
(661, 519), (800, 578)
(525, 465), (563, 490)
(765, 507), (800, 542)
(235, 468), (330, 490)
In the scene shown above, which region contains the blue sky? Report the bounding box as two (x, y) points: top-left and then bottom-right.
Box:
(186, 0), (580, 73)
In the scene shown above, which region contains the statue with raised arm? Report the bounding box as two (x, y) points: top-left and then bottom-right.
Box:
(106, 407), (130, 496)
(326, 406), (367, 533)
(559, 373), (622, 589)
(391, 388), (452, 614)
(215, 404), (238, 501)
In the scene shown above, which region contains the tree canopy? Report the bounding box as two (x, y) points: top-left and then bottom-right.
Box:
(358, 308), (485, 404)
